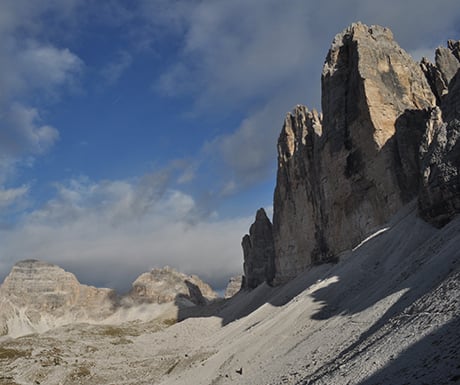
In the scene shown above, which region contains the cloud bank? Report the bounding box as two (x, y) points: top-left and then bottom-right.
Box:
(0, 175), (251, 292)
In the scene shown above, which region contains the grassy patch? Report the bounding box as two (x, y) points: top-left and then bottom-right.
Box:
(98, 326), (140, 338)
(0, 347), (30, 361)
(69, 365), (91, 380)
(162, 318), (177, 327)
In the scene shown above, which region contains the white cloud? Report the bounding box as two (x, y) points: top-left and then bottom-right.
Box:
(0, 176), (250, 292)
(0, 103), (59, 157)
(0, 185), (29, 209)
(101, 51), (132, 86)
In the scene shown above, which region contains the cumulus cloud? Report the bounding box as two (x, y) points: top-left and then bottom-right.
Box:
(0, 175), (250, 292)
(0, 185), (29, 209)
(0, 0), (83, 185)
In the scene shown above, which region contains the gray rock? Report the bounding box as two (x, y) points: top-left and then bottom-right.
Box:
(242, 208), (275, 289)
(419, 117), (460, 228)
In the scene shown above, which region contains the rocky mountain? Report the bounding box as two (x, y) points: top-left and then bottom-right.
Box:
(126, 266), (218, 306)
(0, 22), (459, 385)
(243, 22), (460, 286)
(0, 260), (116, 337)
(0, 260), (217, 337)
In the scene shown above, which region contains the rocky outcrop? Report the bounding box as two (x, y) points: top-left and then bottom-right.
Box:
(0, 260), (116, 336)
(127, 266), (218, 306)
(241, 208), (275, 289)
(272, 23), (436, 284)
(224, 275), (243, 298)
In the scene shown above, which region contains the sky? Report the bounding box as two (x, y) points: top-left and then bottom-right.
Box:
(0, 0), (459, 293)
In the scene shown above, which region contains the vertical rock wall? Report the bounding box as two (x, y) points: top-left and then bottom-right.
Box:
(242, 23), (459, 288)
(272, 23), (436, 284)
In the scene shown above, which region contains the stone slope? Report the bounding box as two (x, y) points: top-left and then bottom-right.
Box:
(244, 23), (460, 286)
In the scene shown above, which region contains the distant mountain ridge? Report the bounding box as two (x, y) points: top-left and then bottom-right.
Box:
(0, 260), (217, 337)
(242, 22), (460, 288)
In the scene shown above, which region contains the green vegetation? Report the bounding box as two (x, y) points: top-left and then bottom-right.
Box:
(162, 318), (177, 327)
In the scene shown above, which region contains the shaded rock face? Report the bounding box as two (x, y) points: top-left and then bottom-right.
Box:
(418, 40), (460, 227)
(418, 119), (460, 227)
(127, 266), (218, 306)
(272, 23), (436, 284)
(242, 208), (275, 289)
(0, 260), (116, 336)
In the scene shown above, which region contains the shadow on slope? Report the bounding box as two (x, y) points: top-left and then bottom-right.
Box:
(177, 205), (460, 333)
(306, 207), (459, 363)
(354, 315), (460, 385)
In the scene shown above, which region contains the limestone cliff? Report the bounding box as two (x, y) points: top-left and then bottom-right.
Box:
(273, 23), (436, 283)
(244, 23), (459, 286)
(0, 260), (116, 336)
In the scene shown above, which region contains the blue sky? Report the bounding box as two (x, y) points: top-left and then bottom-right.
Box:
(0, 0), (459, 292)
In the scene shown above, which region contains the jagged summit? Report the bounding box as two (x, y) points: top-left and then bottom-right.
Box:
(243, 22), (460, 286)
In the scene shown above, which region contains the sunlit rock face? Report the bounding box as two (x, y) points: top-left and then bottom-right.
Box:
(0, 261), (219, 337)
(224, 275), (243, 298)
(0, 260), (116, 336)
(127, 266), (218, 306)
(272, 23), (437, 284)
